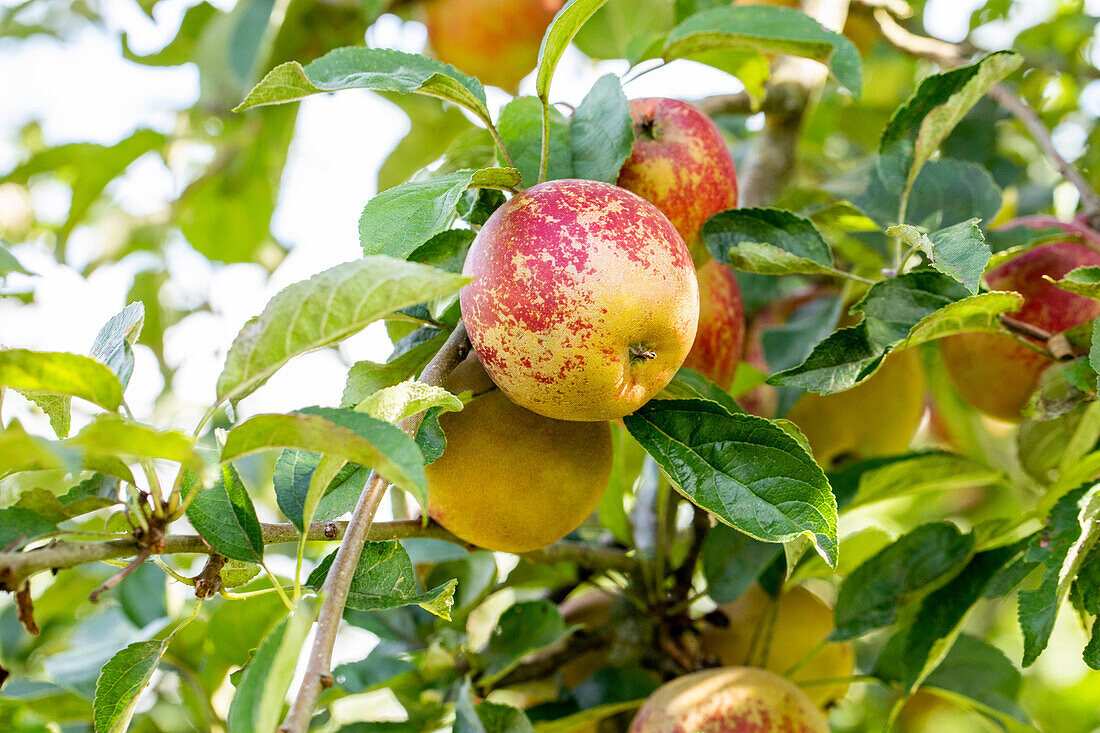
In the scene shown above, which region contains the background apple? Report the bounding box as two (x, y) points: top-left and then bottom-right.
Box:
(421, 0), (563, 91)
(788, 348), (926, 468)
(681, 259), (745, 390)
(941, 238), (1100, 421)
(425, 354), (611, 552)
(700, 584), (854, 709)
(461, 179), (699, 422)
(628, 667), (829, 733)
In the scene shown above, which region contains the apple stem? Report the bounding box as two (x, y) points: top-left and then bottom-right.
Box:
(635, 114), (658, 140)
(629, 345), (657, 361)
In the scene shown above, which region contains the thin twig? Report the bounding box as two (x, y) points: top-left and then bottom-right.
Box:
(874, 8), (1100, 225)
(279, 322), (472, 733)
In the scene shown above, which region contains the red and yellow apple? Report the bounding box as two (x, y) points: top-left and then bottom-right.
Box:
(628, 667), (829, 733)
(422, 0), (563, 91)
(700, 584), (855, 709)
(616, 98), (743, 389)
(941, 232), (1100, 422)
(617, 98), (739, 256)
(461, 179), (699, 422)
(425, 354), (611, 552)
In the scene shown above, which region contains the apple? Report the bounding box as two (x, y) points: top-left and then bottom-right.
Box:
(558, 587), (617, 687)
(681, 258), (745, 390)
(940, 235), (1100, 422)
(425, 353), (611, 553)
(461, 179), (699, 422)
(628, 667), (829, 733)
(617, 98), (739, 255)
(787, 348), (926, 468)
(700, 584), (855, 709)
(422, 0), (563, 91)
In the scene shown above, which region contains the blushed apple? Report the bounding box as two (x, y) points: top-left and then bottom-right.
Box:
(460, 179), (699, 422)
(422, 0), (563, 91)
(941, 234), (1100, 422)
(681, 258), (745, 390)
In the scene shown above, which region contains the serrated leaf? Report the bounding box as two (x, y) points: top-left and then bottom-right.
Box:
(22, 391), (71, 438)
(858, 158), (1003, 230)
(904, 291), (1023, 347)
(498, 97), (573, 187)
(67, 415), (199, 469)
(92, 639), (166, 733)
(833, 523), (974, 640)
(479, 601), (577, 686)
(358, 381), (464, 424)
(359, 168), (519, 259)
(88, 303), (144, 391)
(623, 399), (838, 566)
(535, 0), (612, 99)
(1049, 265), (1100, 300)
(342, 330), (448, 408)
(660, 367), (742, 415)
(767, 322), (884, 394)
(570, 74), (634, 183)
(843, 451), (1005, 509)
(879, 51), (1021, 197)
(898, 541), (1026, 692)
(0, 349), (122, 411)
(662, 5), (862, 95)
(306, 540), (456, 618)
(226, 596), (318, 733)
(216, 256), (467, 407)
(889, 220), (990, 294)
(221, 559), (262, 588)
(273, 450), (366, 530)
(703, 208), (833, 270)
(235, 47), (491, 125)
(222, 407), (426, 505)
(183, 464), (264, 564)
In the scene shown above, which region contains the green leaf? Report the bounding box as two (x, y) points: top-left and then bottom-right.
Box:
(306, 540), (456, 618)
(358, 381), (464, 424)
(342, 330), (448, 408)
(1049, 265), (1100, 300)
(660, 367), (743, 415)
(858, 158), (1003, 230)
(273, 450), (366, 530)
(479, 601), (577, 686)
(623, 399), (838, 567)
(0, 349), (122, 411)
(21, 391), (71, 438)
(879, 51), (1021, 197)
(662, 6), (862, 95)
(767, 322), (884, 394)
(0, 506), (58, 550)
(0, 420), (82, 476)
(897, 541), (1026, 692)
(226, 596), (318, 733)
(701, 523), (782, 603)
(377, 94), (475, 192)
(88, 302), (145, 391)
(570, 74), (634, 183)
(704, 208), (833, 270)
(68, 415), (199, 469)
(842, 452), (1005, 509)
(833, 523), (975, 640)
(497, 97), (573, 188)
(216, 256), (468, 407)
(888, 220), (991, 294)
(183, 464), (264, 564)
(1018, 486), (1094, 666)
(359, 168), (519, 259)
(456, 678), (536, 732)
(117, 562), (167, 628)
(235, 47), (491, 125)
(904, 291), (1023, 347)
(535, 0), (612, 99)
(0, 241), (29, 276)
(92, 639), (167, 733)
(222, 407), (426, 504)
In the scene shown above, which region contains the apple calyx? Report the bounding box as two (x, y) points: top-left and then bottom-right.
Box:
(634, 114), (659, 140)
(629, 344), (658, 362)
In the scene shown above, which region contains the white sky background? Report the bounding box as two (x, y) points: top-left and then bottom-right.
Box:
(0, 0), (1082, 434)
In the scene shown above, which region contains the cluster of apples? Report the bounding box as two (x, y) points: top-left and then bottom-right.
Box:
(426, 97), (743, 554)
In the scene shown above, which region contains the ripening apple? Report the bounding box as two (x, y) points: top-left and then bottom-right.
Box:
(616, 98), (743, 389)
(628, 667), (829, 733)
(941, 232), (1100, 422)
(422, 0), (563, 91)
(617, 97), (739, 256)
(424, 353), (612, 552)
(461, 179), (699, 422)
(700, 584), (855, 709)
